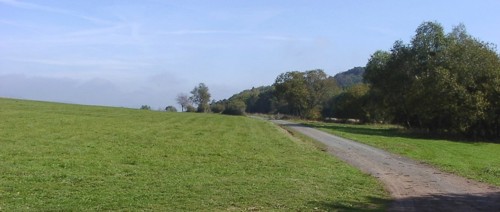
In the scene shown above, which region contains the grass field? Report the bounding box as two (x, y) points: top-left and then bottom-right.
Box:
(0, 98), (389, 211)
(305, 122), (500, 186)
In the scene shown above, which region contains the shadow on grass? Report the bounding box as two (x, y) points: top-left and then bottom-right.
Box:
(302, 123), (407, 138)
(303, 122), (499, 144)
(308, 192), (500, 211)
(307, 196), (389, 212)
(390, 192), (500, 211)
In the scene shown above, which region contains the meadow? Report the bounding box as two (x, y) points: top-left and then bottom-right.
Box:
(0, 98), (388, 211)
(305, 122), (500, 186)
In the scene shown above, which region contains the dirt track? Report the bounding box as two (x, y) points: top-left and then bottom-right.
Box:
(271, 120), (500, 211)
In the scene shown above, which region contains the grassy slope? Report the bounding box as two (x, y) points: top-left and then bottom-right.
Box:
(0, 98), (389, 211)
(305, 122), (500, 186)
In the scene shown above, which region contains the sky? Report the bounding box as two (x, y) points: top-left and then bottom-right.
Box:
(1, 0), (499, 109)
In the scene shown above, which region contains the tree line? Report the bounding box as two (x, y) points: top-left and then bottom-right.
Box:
(364, 22), (500, 138)
(173, 21), (499, 139)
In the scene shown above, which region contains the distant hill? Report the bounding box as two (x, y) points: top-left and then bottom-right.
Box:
(333, 67), (365, 88)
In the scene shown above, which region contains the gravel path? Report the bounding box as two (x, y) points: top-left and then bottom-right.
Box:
(271, 120), (500, 211)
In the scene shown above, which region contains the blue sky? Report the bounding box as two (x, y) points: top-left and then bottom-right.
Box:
(1, 0), (499, 109)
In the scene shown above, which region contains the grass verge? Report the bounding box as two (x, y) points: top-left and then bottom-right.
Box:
(0, 98), (389, 211)
(304, 121), (500, 186)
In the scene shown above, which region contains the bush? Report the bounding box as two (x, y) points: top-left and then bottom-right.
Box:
(211, 102), (225, 113)
(186, 105), (197, 112)
(222, 100), (246, 116)
(165, 106), (177, 112)
(140, 105), (151, 110)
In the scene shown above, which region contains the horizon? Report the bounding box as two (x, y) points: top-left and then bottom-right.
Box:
(1, 0), (499, 109)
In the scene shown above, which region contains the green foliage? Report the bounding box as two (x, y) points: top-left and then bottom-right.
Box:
(306, 122), (500, 186)
(329, 84), (370, 121)
(165, 105), (177, 112)
(0, 98), (389, 210)
(273, 69), (341, 119)
(210, 100), (225, 113)
(274, 71), (309, 116)
(364, 21), (500, 138)
(210, 86), (274, 116)
(222, 86), (275, 114)
(222, 99), (246, 115)
(333, 66), (365, 88)
(243, 86), (275, 114)
(190, 83), (211, 113)
(140, 105), (151, 110)
(185, 105), (197, 112)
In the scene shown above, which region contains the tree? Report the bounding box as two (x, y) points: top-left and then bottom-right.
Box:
(330, 84), (370, 121)
(190, 83), (211, 113)
(304, 69), (340, 119)
(140, 105), (151, 110)
(273, 69), (340, 119)
(365, 46), (414, 126)
(273, 71), (309, 117)
(444, 24), (500, 137)
(165, 105), (178, 112)
(253, 87), (276, 114)
(176, 93), (191, 112)
(364, 21), (500, 138)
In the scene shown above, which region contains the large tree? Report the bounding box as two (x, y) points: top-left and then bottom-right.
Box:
(274, 69), (340, 119)
(190, 83), (211, 113)
(274, 71), (309, 117)
(304, 70), (340, 119)
(364, 21), (500, 138)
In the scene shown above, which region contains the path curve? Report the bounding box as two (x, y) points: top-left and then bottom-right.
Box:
(271, 120), (500, 211)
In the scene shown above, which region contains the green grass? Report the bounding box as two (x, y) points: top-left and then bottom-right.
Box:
(304, 122), (500, 186)
(0, 98), (389, 211)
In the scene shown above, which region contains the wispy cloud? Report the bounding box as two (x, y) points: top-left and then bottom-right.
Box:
(0, 0), (68, 13)
(0, 1), (146, 47)
(261, 35), (310, 42)
(64, 25), (127, 37)
(2, 57), (150, 68)
(159, 29), (249, 35)
(56, 22), (145, 45)
(0, 19), (22, 26)
(0, 21), (143, 47)
(0, 19), (42, 31)
(0, 0), (114, 25)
